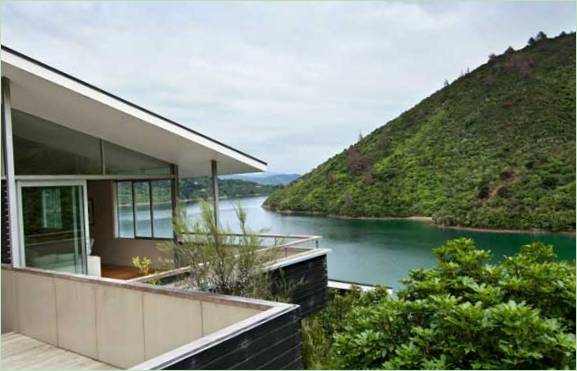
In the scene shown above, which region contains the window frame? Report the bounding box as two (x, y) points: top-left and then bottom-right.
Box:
(115, 179), (174, 240)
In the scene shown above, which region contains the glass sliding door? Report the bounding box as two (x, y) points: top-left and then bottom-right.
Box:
(19, 182), (88, 274)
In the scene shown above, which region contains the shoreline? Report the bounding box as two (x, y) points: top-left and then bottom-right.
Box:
(264, 206), (575, 235)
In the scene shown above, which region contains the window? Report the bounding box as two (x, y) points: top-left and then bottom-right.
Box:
(103, 141), (172, 176)
(13, 109), (102, 174)
(151, 180), (173, 238)
(12, 109), (172, 176)
(116, 180), (173, 239)
(134, 182), (152, 237)
(117, 182), (135, 238)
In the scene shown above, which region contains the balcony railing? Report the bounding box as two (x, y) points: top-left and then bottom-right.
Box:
(178, 232), (321, 255)
(128, 233), (326, 284)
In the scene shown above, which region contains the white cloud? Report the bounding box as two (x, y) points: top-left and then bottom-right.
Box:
(2, 1), (574, 172)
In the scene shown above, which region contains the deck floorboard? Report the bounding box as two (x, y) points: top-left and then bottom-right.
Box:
(1, 333), (118, 370)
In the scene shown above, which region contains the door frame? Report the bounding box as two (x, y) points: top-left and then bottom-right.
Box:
(16, 179), (90, 273)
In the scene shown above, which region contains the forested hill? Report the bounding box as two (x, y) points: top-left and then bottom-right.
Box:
(265, 32), (576, 232)
(180, 178), (277, 201)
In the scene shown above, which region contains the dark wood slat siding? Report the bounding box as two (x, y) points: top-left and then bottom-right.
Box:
(270, 254), (328, 318)
(165, 307), (303, 370)
(1, 179), (11, 264)
(153, 254), (329, 318)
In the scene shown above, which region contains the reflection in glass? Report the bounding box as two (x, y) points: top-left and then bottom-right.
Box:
(152, 180), (173, 238)
(41, 188), (63, 229)
(13, 110), (102, 175)
(103, 141), (171, 176)
(134, 182), (152, 237)
(12, 109), (172, 176)
(117, 182), (135, 238)
(21, 185), (86, 273)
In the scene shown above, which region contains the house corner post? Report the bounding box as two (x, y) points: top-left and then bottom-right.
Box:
(1, 77), (21, 266)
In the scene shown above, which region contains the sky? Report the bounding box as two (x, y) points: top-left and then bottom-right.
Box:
(1, 1), (575, 174)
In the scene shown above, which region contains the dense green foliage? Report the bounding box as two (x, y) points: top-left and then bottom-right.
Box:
(302, 238), (576, 369)
(180, 177), (277, 201)
(302, 286), (391, 369)
(266, 33), (576, 231)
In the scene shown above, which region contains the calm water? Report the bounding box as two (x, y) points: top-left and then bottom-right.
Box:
(184, 196), (575, 290)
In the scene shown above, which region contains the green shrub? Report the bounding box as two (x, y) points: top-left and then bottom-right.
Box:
(309, 238), (575, 369)
(301, 286), (391, 369)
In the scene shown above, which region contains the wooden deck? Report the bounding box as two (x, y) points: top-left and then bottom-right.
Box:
(1, 332), (118, 370)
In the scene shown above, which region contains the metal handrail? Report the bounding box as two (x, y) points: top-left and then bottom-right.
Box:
(179, 232), (321, 240)
(177, 232), (322, 257)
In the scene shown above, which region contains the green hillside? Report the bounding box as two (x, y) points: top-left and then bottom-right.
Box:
(180, 177), (277, 201)
(265, 33), (576, 232)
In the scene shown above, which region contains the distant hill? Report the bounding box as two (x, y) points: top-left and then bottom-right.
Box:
(180, 177), (277, 201)
(224, 172), (300, 186)
(265, 33), (576, 232)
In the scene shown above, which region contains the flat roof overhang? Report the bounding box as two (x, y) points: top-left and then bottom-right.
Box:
(0, 46), (267, 177)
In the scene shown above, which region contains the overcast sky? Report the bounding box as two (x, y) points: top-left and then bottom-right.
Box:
(2, 1), (574, 174)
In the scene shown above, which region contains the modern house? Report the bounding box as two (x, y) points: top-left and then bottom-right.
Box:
(1, 46), (328, 369)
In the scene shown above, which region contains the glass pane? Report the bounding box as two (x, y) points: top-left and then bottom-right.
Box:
(103, 141), (171, 176)
(134, 182), (152, 237)
(117, 182), (135, 238)
(13, 110), (102, 175)
(41, 188), (63, 229)
(152, 180), (173, 238)
(22, 185), (86, 274)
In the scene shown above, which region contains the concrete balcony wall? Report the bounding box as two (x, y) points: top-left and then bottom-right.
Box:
(1, 266), (272, 369)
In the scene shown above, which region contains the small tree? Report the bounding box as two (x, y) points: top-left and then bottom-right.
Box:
(159, 201), (280, 298)
(346, 146), (370, 175)
(364, 163), (374, 185)
(343, 191), (353, 209)
(535, 31), (547, 41)
(527, 36), (536, 46)
(504, 46), (515, 54)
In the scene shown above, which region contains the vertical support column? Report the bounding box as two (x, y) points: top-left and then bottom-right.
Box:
(1, 77), (21, 266)
(171, 165), (181, 267)
(170, 164), (179, 236)
(211, 160), (219, 226)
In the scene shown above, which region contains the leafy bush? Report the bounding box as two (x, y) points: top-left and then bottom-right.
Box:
(132, 256), (154, 277)
(131, 256), (160, 285)
(307, 238), (575, 369)
(301, 286), (391, 369)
